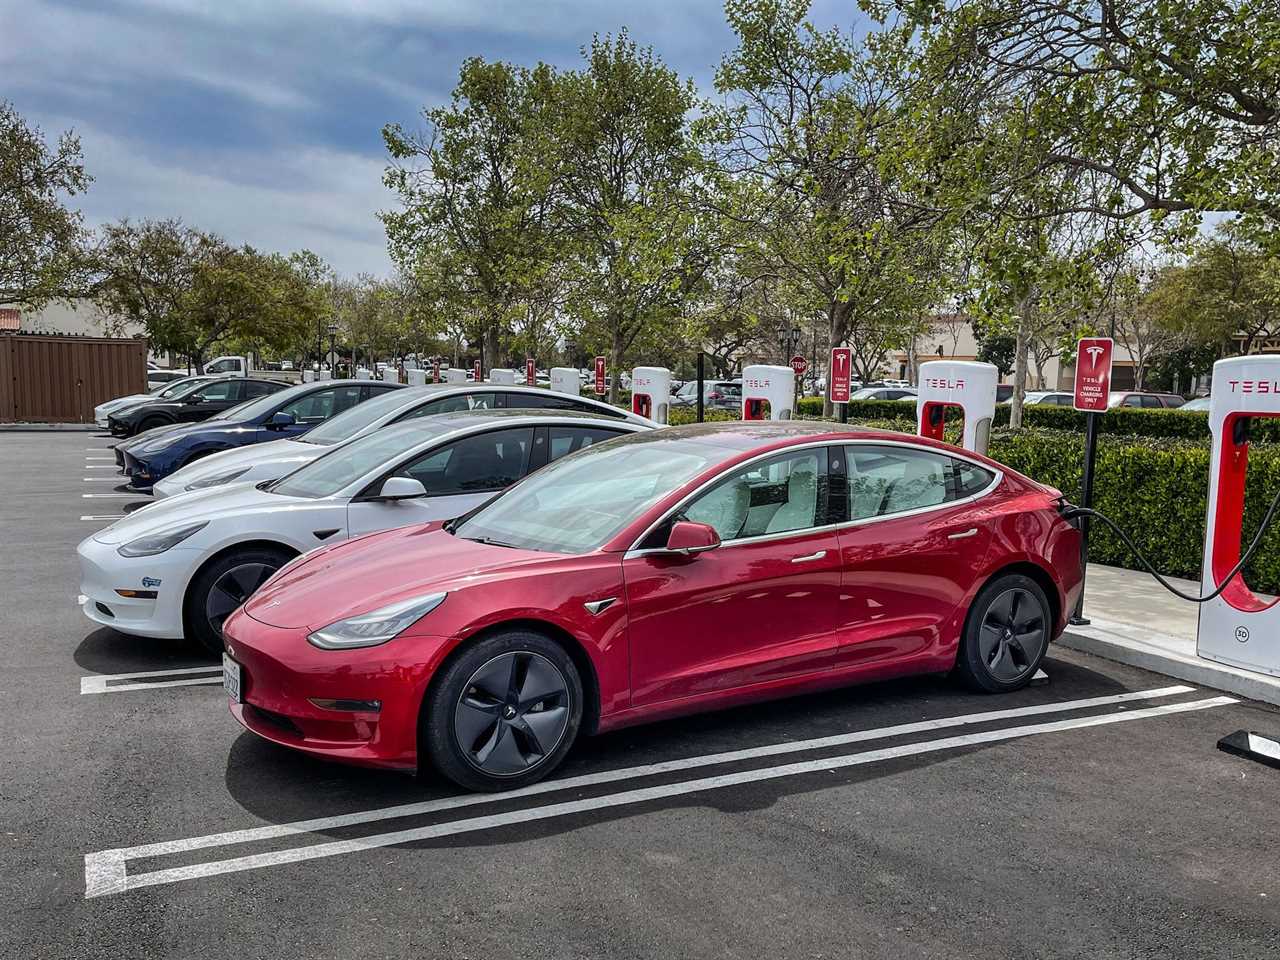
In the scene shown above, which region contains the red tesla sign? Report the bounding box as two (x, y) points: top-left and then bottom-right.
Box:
(473, 359), (482, 382)
(829, 347), (852, 403)
(431, 361), (440, 384)
(1073, 337), (1113, 412)
(526, 358), (536, 386)
(594, 356), (606, 395)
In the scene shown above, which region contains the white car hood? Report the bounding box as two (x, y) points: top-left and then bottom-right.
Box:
(163, 438), (319, 488)
(91, 482), (300, 545)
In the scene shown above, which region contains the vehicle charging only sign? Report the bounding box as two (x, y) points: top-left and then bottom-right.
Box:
(526, 359), (536, 386)
(829, 347), (852, 403)
(1073, 337), (1114, 412)
(594, 356), (606, 395)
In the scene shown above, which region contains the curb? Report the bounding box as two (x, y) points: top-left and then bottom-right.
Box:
(0, 423), (104, 432)
(1060, 617), (1280, 708)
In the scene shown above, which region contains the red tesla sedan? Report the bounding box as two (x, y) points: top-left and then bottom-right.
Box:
(223, 422), (1083, 791)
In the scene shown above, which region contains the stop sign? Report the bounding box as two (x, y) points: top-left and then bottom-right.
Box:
(790, 355), (808, 375)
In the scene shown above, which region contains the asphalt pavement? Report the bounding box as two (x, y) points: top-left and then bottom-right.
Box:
(2, 431), (1277, 959)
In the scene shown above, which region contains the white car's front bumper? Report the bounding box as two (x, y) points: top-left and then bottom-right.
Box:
(77, 537), (200, 639)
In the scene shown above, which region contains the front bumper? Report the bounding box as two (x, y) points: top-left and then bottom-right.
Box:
(151, 476), (181, 499)
(223, 608), (449, 770)
(77, 536), (194, 639)
(120, 449), (157, 489)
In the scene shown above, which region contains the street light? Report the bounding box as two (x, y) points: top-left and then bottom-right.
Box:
(327, 322), (338, 375)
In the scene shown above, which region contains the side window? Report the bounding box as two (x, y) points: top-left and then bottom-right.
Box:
(242, 380), (277, 399)
(505, 392), (576, 411)
(952, 459), (996, 499)
(426, 392), (500, 414)
(394, 427), (534, 495)
(548, 426), (624, 461)
(1141, 394), (1163, 408)
(846, 446), (950, 520)
(206, 359), (235, 374)
(196, 380), (238, 402)
(1119, 394), (1140, 407)
(279, 386), (362, 423)
(682, 448), (826, 542)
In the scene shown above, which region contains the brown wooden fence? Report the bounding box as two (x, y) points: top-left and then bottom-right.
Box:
(0, 334), (148, 423)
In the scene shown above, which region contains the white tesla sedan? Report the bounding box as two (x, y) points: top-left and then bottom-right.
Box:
(79, 411), (647, 653)
(151, 384), (651, 499)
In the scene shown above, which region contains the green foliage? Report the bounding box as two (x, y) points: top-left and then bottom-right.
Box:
(990, 428), (1280, 594)
(0, 101), (92, 308)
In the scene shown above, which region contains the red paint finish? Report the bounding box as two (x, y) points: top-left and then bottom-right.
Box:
(224, 425), (1083, 771)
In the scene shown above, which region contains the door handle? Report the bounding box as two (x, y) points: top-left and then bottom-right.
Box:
(791, 550), (827, 563)
(947, 528), (979, 540)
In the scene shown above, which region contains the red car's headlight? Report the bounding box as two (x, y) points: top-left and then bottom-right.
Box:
(307, 592), (448, 650)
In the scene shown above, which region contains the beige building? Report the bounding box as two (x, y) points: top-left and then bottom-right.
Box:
(1, 299), (141, 338)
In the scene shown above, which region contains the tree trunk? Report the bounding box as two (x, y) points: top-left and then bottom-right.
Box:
(1009, 303), (1031, 431)
(823, 299), (852, 418)
(608, 326), (624, 405)
(1134, 360), (1145, 392)
(485, 324), (501, 374)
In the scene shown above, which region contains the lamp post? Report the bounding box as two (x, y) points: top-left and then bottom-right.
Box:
(327, 322), (338, 376)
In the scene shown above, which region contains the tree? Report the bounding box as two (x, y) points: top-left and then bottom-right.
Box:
(383, 58), (559, 369)
(0, 102), (92, 308)
(882, 1), (1280, 234)
(550, 33), (713, 402)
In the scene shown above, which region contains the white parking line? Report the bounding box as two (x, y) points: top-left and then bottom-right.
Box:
(80, 515), (125, 521)
(85, 456), (116, 461)
(82, 493), (142, 499)
(83, 686), (1216, 897)
(80, 666), (222, 694)
(84, 465), (118, 469)
(84, 477), (126, 482)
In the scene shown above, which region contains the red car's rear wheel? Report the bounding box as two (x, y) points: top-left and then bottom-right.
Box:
(955, 573), (1050, 693)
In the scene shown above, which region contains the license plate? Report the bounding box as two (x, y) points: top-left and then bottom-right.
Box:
(222, 653), (243, 703)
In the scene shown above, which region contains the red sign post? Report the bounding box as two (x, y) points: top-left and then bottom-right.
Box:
(1073, 337), (1114, 412)
(432, 361), (440, 384)
(594, 356), (607, 396)
(526, 358), (536, 386)
(473, 359), (482, 382)
(828, 347), (852, 405)
(1069, 336), (1114, 626)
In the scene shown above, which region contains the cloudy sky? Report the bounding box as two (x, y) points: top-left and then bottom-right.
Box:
(2, 0), (853, 277)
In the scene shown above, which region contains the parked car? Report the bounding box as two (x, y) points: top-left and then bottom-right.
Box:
(1107, 391), (1185, 409)
(95, 375), (223, 428)
(220, 420), (1083, 790)
(670, 379), (743, 410)
(1024, 391), (1075, 406)
(152, 384), (655, 499)
(79, 411), (648, 652)
(113, 379), (400, 490)
(1179, 396), (1211, 412)
(146, 369), (188, 391)
(106, 377), (289, 438)
(850, 386), (917, 401)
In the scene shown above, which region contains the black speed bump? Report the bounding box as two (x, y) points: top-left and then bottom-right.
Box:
(1217, 730), (1280, 771)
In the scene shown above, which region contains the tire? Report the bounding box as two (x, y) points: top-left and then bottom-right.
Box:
(423, 629), (584, 792)
(953, 573), (1052, 693)
(184, 545), (292, 656)
(137, 415), (169, 435)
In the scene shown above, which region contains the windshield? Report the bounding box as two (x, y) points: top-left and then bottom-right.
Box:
(270, 420), (455, 499)
(453, 433), (726, 554)
(213, 384), (296, 422)
(300, 387), (420, 445)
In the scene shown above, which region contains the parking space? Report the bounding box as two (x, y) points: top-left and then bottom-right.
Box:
(2, 431), (1278, 958)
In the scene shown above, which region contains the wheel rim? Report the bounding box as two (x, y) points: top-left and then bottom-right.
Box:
(977, 587), (1047, 683)
(205, 562), (279, 638)
(453, 652), (571, 778)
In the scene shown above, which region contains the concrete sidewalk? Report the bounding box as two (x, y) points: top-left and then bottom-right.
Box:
(1061, 563), (1280, 706)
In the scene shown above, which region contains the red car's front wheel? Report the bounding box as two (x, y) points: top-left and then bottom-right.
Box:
(954, 573), (1051, 693)
(423, 629), (584, 792)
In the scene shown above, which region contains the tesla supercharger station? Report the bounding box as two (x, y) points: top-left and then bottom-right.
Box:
(406, 368), (427, 386)
(631, 366), (670, 423)
(316, 369), (332, 381)
(302, 370), (314, 383)
(1197, 355), (1280, 676)
(356, 367), (372, 380)
(550, 368), (578, 396)
(916, 360), (999, 456)
(741, 364), (794, 420)
(489, 368), (517, 385)
(381, 368), (398, 384)
(444, 368), (468, 385)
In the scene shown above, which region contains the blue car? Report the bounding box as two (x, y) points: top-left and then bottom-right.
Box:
(117, 379), (403, 490)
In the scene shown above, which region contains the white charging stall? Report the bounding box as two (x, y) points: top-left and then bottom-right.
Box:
(631, 366), (670, 423)
(488, 368), (517, 385)
(406, 369), (428, 386)
(316, 369), (332, 381)
(741, 364), (794, 420)
(381, 368), (399, 384)
(302, 370), (314, 383)
(550, 368), (579, 396)
(915, 360), (999, 455)
(444, 368), (468, 385)
(1197, 356), (1280, 676)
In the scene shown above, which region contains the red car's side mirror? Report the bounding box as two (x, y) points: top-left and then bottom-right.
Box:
(666, 520), (721, 556)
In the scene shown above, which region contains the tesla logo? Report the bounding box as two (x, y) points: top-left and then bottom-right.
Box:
(1227, 380), (1280, 394)
(1236, 625), (1251, 643)
(924, 378), (965, 389)
(1085, 345), (1105, 368)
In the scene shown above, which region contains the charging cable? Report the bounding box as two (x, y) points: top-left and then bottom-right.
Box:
(1060, 485), (1280, 603)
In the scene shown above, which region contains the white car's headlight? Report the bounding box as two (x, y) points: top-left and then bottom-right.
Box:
(117, 521), (209, 557)
(307, 592), (447, 650)
(185, 467), (250, 491)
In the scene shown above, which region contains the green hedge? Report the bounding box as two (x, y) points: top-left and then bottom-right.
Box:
(988, 428), (1280, 594)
